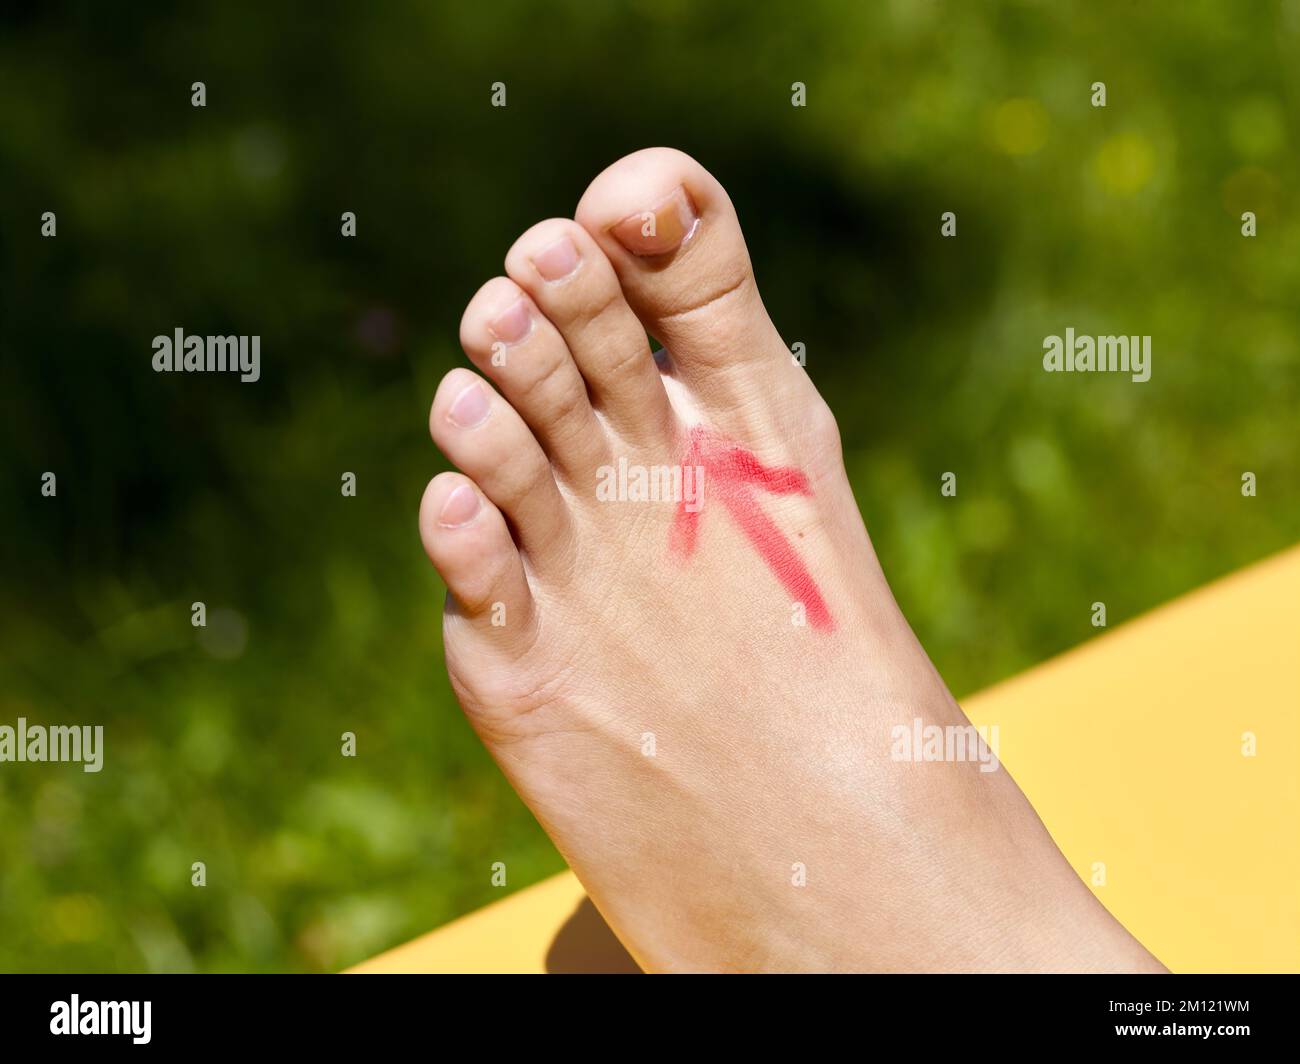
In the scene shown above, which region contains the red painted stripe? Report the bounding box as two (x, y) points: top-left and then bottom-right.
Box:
(670, 427), (834, 630)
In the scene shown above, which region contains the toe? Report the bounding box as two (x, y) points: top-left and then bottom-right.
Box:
(575, 147), (803, 409)
(419, 472), (534, 633)
(504, 218), (675, 446)
(459, 276), (608, 481)
(429, 368), (573, 565)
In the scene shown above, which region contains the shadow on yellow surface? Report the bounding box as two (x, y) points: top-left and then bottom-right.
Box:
(545, 899), (640, 975)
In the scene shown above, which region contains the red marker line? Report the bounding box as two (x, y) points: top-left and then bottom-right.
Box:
(671, 427), (834, 631)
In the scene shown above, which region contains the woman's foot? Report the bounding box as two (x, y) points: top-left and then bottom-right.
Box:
(418, 147), (1164, 973)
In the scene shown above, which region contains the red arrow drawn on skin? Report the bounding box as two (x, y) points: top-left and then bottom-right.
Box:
(670, 425), (834, 631)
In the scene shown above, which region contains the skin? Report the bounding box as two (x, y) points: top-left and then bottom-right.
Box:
(418, 147), (1166, 973)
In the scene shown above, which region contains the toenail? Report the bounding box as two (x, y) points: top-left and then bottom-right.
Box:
(447, 380), (491, 428)
(531, 236), (581, 282)
(488, 298), (533, 344)
(610, 186), (699, 257)
(437, 483), (481, 527)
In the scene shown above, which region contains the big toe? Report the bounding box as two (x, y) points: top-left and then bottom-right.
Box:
(574, 147), (807, 414)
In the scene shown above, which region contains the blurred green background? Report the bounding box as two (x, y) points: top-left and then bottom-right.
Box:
(1, 0), (1296, 972)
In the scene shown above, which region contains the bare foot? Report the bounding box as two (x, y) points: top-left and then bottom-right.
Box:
(418, 147), (1164, 973)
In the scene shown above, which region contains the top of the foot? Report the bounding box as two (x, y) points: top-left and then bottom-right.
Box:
(416, 147), (1165, 974)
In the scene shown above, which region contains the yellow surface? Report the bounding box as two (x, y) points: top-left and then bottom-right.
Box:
(352, 545), (1300, 974)
(349, 873), (597, 974)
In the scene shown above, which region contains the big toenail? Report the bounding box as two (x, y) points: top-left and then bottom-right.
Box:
(610, 186), (699, 256)
(437, 484), (481, 527)
(448, 381), (491, 428)
(531, 236), (581, 282)
(488, 298), (533, 344)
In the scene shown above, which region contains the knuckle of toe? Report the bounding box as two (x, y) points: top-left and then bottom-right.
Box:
(659, 265), (752, 325)
(544, 383), (588, 431)
(601, 341), (651, 383)
(507, 451), (553, 499)
(577, 283), (624, 326)
(516, 353), (569, 404)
